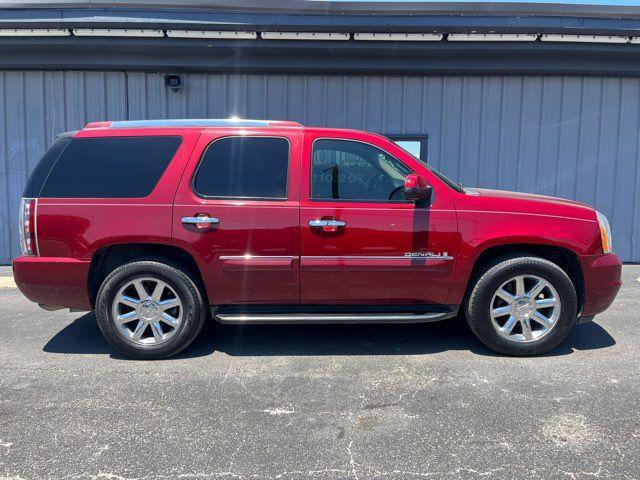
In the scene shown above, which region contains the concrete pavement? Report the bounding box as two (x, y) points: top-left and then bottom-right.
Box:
(0, 265), (638, 479)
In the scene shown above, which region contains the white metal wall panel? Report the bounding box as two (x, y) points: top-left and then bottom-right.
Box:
(2, 72), (640, 262)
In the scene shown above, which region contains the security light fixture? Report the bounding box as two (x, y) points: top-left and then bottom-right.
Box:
(165, 75), (183, 92)
(261, 32), (349, 41)
(166, 30), (257, 40)
(72, 29), (164, 38)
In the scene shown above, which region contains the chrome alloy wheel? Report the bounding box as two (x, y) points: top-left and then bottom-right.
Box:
(489, 274), (561, 343)
(111, 277), (183, 346)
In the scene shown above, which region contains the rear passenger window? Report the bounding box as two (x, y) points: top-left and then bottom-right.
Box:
(193, 137), (289, 199)
(40, 136), (182, 198)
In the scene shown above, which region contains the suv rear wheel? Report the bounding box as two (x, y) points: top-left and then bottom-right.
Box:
(96, 260), (207, 359)
(465, 256), (578, 356)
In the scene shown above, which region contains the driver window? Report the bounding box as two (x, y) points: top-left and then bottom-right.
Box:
(311, 139), (411, 201)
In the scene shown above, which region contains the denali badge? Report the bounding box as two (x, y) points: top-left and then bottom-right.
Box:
(404, 251), (450, 258)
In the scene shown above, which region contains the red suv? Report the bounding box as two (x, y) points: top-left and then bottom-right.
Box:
(13, 119), (622, 358)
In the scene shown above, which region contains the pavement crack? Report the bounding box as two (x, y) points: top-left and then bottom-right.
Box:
(346, 440), (359, 480)
(0, 439), (13, 455)
(261, 405), (295, 416)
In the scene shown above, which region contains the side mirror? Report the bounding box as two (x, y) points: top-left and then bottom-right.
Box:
(404, 173), (432, 201)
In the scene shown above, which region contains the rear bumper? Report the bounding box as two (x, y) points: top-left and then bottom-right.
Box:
(12, 256), (92, 310)
(579, 253), (622, 317)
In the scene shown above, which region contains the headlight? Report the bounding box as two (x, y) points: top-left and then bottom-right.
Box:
(596, 210), (612, 254)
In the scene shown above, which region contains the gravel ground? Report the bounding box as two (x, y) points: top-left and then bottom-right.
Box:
(0, 265), (638, 480)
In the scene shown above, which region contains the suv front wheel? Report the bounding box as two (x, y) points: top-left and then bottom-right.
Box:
(96, 260), (207, 359)
(465, 256), (578, 356)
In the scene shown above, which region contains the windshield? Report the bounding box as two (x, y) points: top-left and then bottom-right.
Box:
(426, 165), (465, 193)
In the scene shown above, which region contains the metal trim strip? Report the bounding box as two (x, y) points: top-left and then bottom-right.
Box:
(218, 255), (453, 261)
(215, 311), (452, 324)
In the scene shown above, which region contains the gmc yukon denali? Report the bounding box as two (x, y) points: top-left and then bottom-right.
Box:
(13, 119), (622, 359)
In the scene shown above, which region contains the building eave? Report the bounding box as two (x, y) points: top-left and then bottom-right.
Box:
(1, 5), (640, 35)
(0, 2), (640, 75)
(4, 0), (640, 19)
(2, 36), (640, 76)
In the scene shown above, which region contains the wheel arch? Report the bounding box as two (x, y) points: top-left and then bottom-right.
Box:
(87, 243), (207, 308)
(464, 243), (585, 314)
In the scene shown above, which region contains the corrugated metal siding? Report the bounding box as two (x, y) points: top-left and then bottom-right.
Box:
(0, 71), (127, 263)
(1, 72), (639, 262)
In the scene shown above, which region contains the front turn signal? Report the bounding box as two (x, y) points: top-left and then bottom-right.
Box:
(596, 210), (612, 254)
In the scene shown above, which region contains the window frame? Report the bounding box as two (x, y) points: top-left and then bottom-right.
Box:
(191, 135), (291, 201)
(309, 137), (415, 204)
(385, 134), (429, 165)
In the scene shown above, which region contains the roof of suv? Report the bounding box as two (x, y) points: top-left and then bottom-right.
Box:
(84, 119), (303, 129)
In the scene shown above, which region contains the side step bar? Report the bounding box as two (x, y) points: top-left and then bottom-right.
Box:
(214, 311), (454, 325)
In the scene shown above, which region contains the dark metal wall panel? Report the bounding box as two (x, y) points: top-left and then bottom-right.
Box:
(2, 71), (639, 262)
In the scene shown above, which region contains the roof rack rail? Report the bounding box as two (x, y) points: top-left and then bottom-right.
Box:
(84, 119), (303, 129)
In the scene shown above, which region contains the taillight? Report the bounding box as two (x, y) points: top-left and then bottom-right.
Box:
(19, 198), (37, 256)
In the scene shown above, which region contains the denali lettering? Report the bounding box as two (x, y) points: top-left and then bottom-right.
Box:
(404, 252), (450, 258)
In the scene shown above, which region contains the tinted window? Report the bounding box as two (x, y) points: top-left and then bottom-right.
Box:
(40, 136), (182, 198)
(194, 137), (289, 199)
(312, 139), (411, 202)
(23, 132), (75, 197)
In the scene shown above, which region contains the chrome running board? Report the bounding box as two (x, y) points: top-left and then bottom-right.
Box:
(214, 311), (453, 324)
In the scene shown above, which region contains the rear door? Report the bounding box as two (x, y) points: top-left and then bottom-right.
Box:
(299, 130), (458, 305)
(172, 128), (301, 305)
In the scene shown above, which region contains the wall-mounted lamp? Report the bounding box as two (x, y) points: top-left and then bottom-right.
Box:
(165, 74), (183, 92)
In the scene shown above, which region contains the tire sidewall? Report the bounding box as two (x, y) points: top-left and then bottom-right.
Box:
(96, 261), (205, 359)
(466, 257), (578, 355)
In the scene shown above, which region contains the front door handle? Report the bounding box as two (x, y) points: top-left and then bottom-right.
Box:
(309, 219), (346, 228)
(182, 214), (220, 230)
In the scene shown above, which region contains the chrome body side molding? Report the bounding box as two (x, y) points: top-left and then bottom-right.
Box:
(216, 254), (453, 261)
(214, 311), (455, 324)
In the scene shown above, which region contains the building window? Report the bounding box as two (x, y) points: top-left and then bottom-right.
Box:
(386, 135), (428, 164)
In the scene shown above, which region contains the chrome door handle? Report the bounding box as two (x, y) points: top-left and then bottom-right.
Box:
(182, 216), (220, 225)
(309, 219), (346, 228)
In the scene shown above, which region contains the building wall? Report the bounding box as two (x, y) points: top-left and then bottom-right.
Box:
(1, 71), (639, 262)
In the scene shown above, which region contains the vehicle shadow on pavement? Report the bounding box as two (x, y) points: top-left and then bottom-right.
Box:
(43, 312), (616, 359)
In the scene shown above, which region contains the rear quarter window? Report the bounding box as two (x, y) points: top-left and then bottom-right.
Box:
(23, 132), (75, 198)
(39, 136), (182, 198)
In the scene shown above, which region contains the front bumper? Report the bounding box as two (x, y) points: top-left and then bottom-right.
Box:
(579, 253), (622, 317)
(12, 256), (92, 311)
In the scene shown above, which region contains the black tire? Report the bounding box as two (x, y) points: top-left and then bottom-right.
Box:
(465, 256), (578, 356)
(95, 260), (207, 359)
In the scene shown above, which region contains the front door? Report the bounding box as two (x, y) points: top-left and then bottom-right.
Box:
(299, 131), (458, 306)
(173, 130), (301, 305)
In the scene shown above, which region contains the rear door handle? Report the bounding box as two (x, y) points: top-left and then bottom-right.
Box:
(309, 219), (346, 228)
(182, 216), (220, 225)
(182, 215), (220, 230)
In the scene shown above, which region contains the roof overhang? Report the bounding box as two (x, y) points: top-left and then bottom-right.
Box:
(1, 36), (640, 76)
(2, 2), (640, 75)
(5, 0), (640, 19)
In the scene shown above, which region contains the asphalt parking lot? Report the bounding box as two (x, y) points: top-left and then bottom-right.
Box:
(0, 265), (639, 480)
